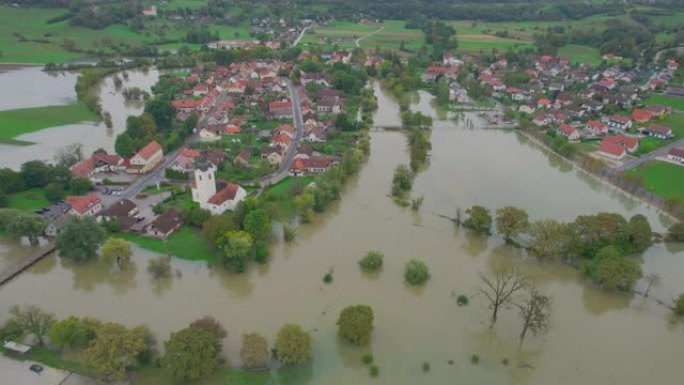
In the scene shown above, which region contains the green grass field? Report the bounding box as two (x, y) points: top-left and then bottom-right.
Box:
(0, 6), (252, 63)
(627, 161), (684, 202)
(0, 103), (98, 144)
(558, 44), (602, 66)
(645, 94), (684, 111)
(8, 188), (51, 211)
(120, 227), (218, 264)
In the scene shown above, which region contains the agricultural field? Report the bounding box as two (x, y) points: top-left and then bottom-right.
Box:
(306, 20), (424, 52)
(626, 161), (684, 202)
(0, 104), (98, 144)
(456, 34), (534, 53)
(0, 6), (252, 64)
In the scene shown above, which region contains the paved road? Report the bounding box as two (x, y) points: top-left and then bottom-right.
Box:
(615, 137), (684, 171)
(116, 93), (229, 203)
(0, 355), (96, 385)
(258, 78), (304, 188)
(292, 25), (314, 47)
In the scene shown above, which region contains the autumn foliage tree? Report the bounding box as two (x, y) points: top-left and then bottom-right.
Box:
(274, 324), (312, 366)
(240, 332), (270, 370)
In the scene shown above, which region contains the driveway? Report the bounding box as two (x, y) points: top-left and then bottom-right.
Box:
(0, 355), (96, 385)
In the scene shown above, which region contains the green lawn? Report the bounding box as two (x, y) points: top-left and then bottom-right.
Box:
(22, 347), (90, 375)
(627, 161), (684, 202)
(0, 103), (98, 144)
(558, 44), (602, 66)
(8, 188), (51, 211)
(645, 94), (684, 111)
(120, 227), (218, 264)
(266, 176), (314, 195)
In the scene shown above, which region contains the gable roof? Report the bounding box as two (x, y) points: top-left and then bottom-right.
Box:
(208, 183), (240, 205)
(150, 208), (182, 234)
(668, 147), (684, 158)
(137, 141), (162, 160)
(597, 140), (626, 157)
(65, 194), (101, 215)
(102, 199), (137, 218)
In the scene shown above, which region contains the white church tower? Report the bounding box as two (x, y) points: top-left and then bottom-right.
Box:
(191, 163), (217, 210)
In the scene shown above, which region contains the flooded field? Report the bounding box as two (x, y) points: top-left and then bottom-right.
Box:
(0, 82), (683, 384)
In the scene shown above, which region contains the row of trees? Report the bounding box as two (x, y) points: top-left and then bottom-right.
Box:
(458, 205), (656, 292)
(0, 306), (314, 382)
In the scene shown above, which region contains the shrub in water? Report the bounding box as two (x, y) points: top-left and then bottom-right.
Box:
(362, 353), (374, 365)
(456, 295), (469, 306)
(323, 273), (333, 283)
(422, 361), (430, 372)
(370, 365), (379, 377)
(404, 259), (430, 286)
(471, 354), (480, 365)
(359, 250), (384, 272)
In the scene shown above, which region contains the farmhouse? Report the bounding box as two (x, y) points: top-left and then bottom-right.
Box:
(597, 140), (626, 160)
(631, 109), (654, 124)
(558, 124), (580, 141)
(268, 100), (293, 118)
(146, 208), (182, 239)
(65, 194), (102, 217)
(128, 141), (164, 174)
(643, 124), (673, 139)
(585, 120), (608, 137)
(70, 152), (123, 179)
(606, 116), (632, 132)
(668, 147), (684, 164)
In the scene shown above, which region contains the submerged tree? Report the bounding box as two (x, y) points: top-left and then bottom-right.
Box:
(643, 273), (661, 297)
(240, 332), (270, 370)
(101, 237), (132, 269)
(495, 206), (529, 243)
(463, 205), (492, 235)
(516, 287), (551, 347)
(274, 324), (312, 366)
(337, 305), (374, 345)
(147, 254), (171, 279)
(479, 263), (527, 329)
(56, 216), (106, 263)
(8, 305), (55, 346)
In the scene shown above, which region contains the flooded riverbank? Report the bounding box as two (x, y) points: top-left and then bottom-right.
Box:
(1, 82), (683, 384)
(0, 66), (159, 169)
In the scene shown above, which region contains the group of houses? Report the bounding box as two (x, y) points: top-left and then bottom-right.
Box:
(450, 51), (680, 162)
(69, 140), (164, 182)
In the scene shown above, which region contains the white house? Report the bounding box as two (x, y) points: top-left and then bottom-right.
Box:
(128, 141), (163, 174)
(668, 147), (684, 164)
(65, 194), (102, 217)
(191, 165), (247, 215)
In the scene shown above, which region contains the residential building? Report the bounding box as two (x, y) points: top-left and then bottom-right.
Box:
(146, 208), (182, 239)
(558, 124), (580, 141)
(65, 194), (102, 217)
(667, 147), (684, 164)
(643, 124), (673, 139)
(128, 141), (163, 174)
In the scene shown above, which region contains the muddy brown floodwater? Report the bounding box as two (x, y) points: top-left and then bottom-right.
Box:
(1, 82), (684, 384)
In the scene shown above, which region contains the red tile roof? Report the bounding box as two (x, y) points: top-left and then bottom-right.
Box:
(558, 124), (577, 136)
(208, 183), (240, 205)
(631, 109), (654, 123)
(66, 194), (101, 215)
(171, 99), (201, 109)
(179, 148), (200, 158)
(668, 147), (684, 158)
(269, 101), (292, 110)
(137, 141), (162, 160)
(70, 158), (95, 178)
(605, 134), (638, 151)
(597, 140), (626, 157)
(586, 120), (607, 130)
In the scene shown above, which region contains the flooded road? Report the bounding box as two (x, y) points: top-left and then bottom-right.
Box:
(1, 83), (683, 384)
(0, 66), (159, 169)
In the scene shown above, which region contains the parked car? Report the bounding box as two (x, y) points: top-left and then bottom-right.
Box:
(29, 364), (43, 374)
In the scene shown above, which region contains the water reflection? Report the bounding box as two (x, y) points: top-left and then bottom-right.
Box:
(461, 231), (489, 258)
(581, 285), (631, 315)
